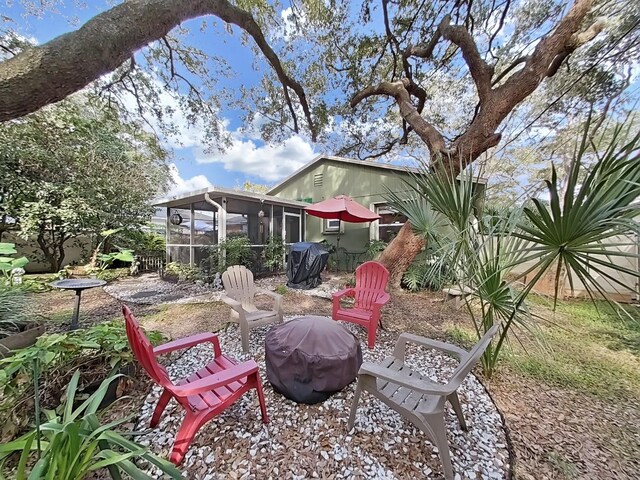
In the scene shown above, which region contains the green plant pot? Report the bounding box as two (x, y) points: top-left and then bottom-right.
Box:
(78, 363), (138, 410)
(0, 323), (45, 358)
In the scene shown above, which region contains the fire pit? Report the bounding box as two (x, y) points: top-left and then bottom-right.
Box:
(265, 315), (362, 404)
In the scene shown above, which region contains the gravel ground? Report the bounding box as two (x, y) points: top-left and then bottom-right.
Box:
(104, 273), (344, 306)
(136, 317), (509, 480)
(105, 273), (222, 305)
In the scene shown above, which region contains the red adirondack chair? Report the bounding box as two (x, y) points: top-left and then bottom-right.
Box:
(332, 261), (390, 349)
(122, 305), (269, 464)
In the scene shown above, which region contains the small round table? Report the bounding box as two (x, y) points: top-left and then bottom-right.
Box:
(265, 316), (362, 404)
(49, 279), (107, 329)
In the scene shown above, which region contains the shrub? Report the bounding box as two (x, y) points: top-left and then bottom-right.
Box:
(264, 236), (285, 271)
(97, 267), (130, 283)
(275, 285), (287, 295)
(0, 243), (29, 286)
(402, 258), (453, 292)
(0, 321), (163, 439)
(224, 235), (252, 268)
(13, 274), (58, 293)
(164, 262), (200, 282)
(364, 240), (387, 260)
(204, 235), (254, 275)
(117, 230), (166, 257)
(0, 371), (181, 479)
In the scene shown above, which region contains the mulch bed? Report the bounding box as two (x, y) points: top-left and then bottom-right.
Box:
(490, 370), (640, 480)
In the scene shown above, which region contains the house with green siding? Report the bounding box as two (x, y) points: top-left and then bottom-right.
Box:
(268, 155), (422, 254)
(152, 154), (484, 271)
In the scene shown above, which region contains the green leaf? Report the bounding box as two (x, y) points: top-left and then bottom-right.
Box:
(0, 243), (17, 255)
(100, 228), (123, 237)
(11, 257), (29, 269)
(16, 431), (35, 479)
(90, 449), (147, 470)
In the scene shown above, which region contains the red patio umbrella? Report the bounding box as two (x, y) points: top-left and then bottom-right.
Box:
(305, 195), (380, 249)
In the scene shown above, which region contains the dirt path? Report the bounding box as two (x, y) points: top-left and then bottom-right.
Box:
(491, 370), (640, 479)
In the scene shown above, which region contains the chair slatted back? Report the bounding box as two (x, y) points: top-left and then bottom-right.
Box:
(222, 265), (256, 309)
(447, 324), (500, 390)
(122, 305), (172, 388)
(354, 261), (390, 311)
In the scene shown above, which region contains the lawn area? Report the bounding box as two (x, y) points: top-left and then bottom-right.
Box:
(447, 295), (640, 479)
(448, 295), (640, 399)
(506, 296), (640, 399)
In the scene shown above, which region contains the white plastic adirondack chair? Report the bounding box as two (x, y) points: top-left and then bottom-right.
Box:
(347, 324), (500, 480)
(221, 265), (283, 353)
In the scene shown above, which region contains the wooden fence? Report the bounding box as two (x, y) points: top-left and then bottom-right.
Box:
(138, 255), (165, 272)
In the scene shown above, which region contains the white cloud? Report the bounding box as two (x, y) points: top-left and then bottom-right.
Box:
(104, 72), (316, 183)
(194, 134), (316, 182)
(167, 163), (212, 196)
(273, 6), (308, 41)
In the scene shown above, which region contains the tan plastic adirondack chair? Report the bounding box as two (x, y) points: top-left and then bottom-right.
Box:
(221, 265), (283, 353)
(347, 324), (500, 480)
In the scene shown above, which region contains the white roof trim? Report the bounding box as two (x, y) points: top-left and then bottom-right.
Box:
(153, 185), (309, 208)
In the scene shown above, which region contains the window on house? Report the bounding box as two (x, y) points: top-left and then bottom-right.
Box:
(377, 204), (407, 242)
(313, 173), (323, 187)
(322, 218), (342, 233)
(325, 219), (340, 232)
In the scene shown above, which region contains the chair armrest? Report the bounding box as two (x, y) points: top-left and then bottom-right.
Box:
(221, 294), (243, 312)
(393, 333), (467, 361)
(359, 362), (453, 396)
(153, 332), (221, 358)
(373, 292), (391, 307)
(171, 360), (259, 396)
(255, 288), (283, 311)
(333, 288), (355, 300)
(256, 288), (281, 300)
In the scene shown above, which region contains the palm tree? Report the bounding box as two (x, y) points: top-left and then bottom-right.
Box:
(387, 116), (640, 377)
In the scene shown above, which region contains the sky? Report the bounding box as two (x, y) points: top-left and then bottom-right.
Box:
(4, 1), (638, 202)
(2, 1), (320, 196)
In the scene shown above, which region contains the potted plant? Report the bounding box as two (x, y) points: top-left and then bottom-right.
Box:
(0, 288), (44, 358)
(0, 243), (29, 286)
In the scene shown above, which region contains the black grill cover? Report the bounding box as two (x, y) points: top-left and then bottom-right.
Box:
(265, 316), (362, 404)
(286, 242), (329, 289)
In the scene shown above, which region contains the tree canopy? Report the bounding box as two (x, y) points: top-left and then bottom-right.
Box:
(1, 0), (638, 280)
(0, 95), (171, 271)
(2, 0), (637, 165)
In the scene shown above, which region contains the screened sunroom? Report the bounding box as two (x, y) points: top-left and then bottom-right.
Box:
(153, 187), (307, 269)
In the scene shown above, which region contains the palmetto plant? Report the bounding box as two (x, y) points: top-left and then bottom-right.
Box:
(387, 117), (640, 377)
(0, 370), (182, 480)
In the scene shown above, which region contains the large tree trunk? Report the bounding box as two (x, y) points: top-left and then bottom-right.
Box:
(378, 222), (425, 289)
(36, 232), (65, 273)
(359, 0), (602, 287)
(0, 0), (315, 138)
